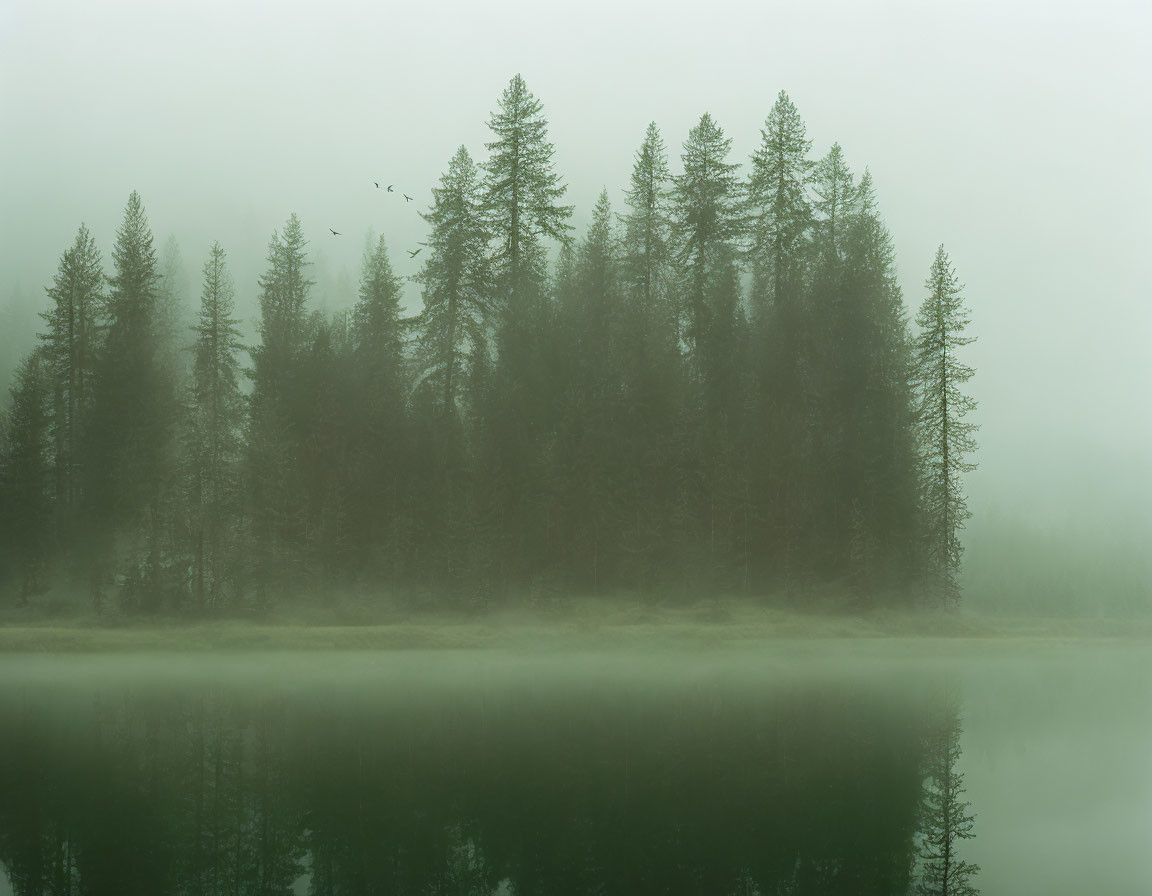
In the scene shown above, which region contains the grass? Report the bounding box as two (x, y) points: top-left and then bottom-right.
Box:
(0, 596), (1149, 652)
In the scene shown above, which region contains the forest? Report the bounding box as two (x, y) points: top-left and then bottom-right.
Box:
(0, 76), (979, 616)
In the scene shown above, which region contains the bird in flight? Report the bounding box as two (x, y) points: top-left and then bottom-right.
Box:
(387, 184), (394, 192)
(403, 193), (413, 202)
(329, 229), (342, 236)
(374, 182), (380, 189)
(408, 248), (422, 258)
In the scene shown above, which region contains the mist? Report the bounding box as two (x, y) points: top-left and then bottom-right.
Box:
(2, 4), (1151, 892)
(3, 1), (1149, 571)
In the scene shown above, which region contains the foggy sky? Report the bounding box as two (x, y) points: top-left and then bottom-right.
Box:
(1, 0), (1149, 530)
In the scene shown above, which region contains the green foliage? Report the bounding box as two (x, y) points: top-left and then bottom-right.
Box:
(247, 213), (316, 593)
(0, 351), (53, 598)
(483, 73), (573, 300)
(672, 113), (745, 381)
(414, 146), (492, 418)
(186, 242), (245, 610)
(39, 224), (104, 516)
(0, 84), (978, 614)
(748, 90), (813, 326)
(915, 247), (978, 601)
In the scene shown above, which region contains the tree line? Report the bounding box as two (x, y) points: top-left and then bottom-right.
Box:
(0, 76), (978, 614)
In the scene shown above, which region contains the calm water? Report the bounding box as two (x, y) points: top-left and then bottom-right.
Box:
(0, 644), (1147, 895)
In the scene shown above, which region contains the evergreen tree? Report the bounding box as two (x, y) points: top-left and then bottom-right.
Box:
(551, 189), (623, 588)
(479, 74), (573, 583)
(618, 124), (683, 586)
(86, 191), (178, 609)
(916, 699), (981, 895)
(39, 224), (104, 516)
(838, 172), (920, 592)
(247, 213), (315, 592)
(483, 73), (573, 302)
(914, 247), (978, 601)
(802, 143), (860, 576)
(747, 91), (813, 327)
(346, 234), (409, 574)
(671, 113), (746, 410)
(670, 113), (749, 587)
(0, 351), (52, 600)
(187, 242), (245, 610)
(414, 146), (492, 418)
(810, 142), (857, 260)
(745, 94), (815, 586)
(621, 122), (674, 333)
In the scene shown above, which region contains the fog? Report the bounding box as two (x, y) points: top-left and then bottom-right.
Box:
(2, 0), (1150, 588)
(2, 645), (1150, 893)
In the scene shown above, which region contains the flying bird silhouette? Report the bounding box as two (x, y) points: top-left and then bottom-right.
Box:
(387, 184), (394, 192)
(329, 229), (342, 236)
(408, 248), (422, 258)
(403, 194), (413, 202)
(374, 182), (379, 189)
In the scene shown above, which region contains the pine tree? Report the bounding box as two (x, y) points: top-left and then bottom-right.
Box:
(40, 224), (104, 516)
(802, 143), (860, 575)
(86, 192), (178, 608)
(810, 142), (857, 260)
(916, 699), (981, 895)
(745, 95), (814, 586)
(747, 91), (813, 327)
(483, 73), (573, 303)
(914, 247), (978, 601)
(671, 112), (745, 409)
(618, 124), (682, 586)
(551, 189), (623, 588)
(838, 171), (920, 591)
(187, 242), (245, 610)
(347, 234), (409, 572)
(670, 113), (748, 587)
(414, 146), (492, 418)
(479, 74), (573, 582)
(248, 213), (315, 591)
(0, 351), (52, 600)
(88, 192), (169, 519)
(622, 122), (674, 332)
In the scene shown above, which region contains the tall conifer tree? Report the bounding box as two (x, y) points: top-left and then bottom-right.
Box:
(86, 192), (178, 609)
(187, 242), (244, 610)
(479, 75), (573, 581)
(672, 113), (745, 409)
(748, 91), (812, 327)
(248, 213), (314, 589)
(483, 73), (573, 303)
(40, 224), (104, 516)
(414, 146), (492, 418)
(914, 247), (978, 601)
(347, 235), (409, 570)
(622, 122), (674, 333)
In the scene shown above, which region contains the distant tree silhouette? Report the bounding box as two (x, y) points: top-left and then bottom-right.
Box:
(914, 247), (978, 601)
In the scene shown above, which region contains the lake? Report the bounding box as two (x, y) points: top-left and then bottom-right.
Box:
(0, 643), (1147, 894)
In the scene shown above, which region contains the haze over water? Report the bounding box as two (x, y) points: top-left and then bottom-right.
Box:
(0, 645), (1149, 895)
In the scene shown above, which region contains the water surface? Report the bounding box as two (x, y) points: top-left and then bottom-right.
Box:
(0, 643), (1147, 894)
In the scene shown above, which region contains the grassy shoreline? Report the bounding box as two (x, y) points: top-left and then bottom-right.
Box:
(0, 601), (1149, 652)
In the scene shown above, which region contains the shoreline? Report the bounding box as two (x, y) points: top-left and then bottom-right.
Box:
(0, 605), (1148, 652)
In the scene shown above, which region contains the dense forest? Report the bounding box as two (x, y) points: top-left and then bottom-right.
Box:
(0, 76), (978, 615)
